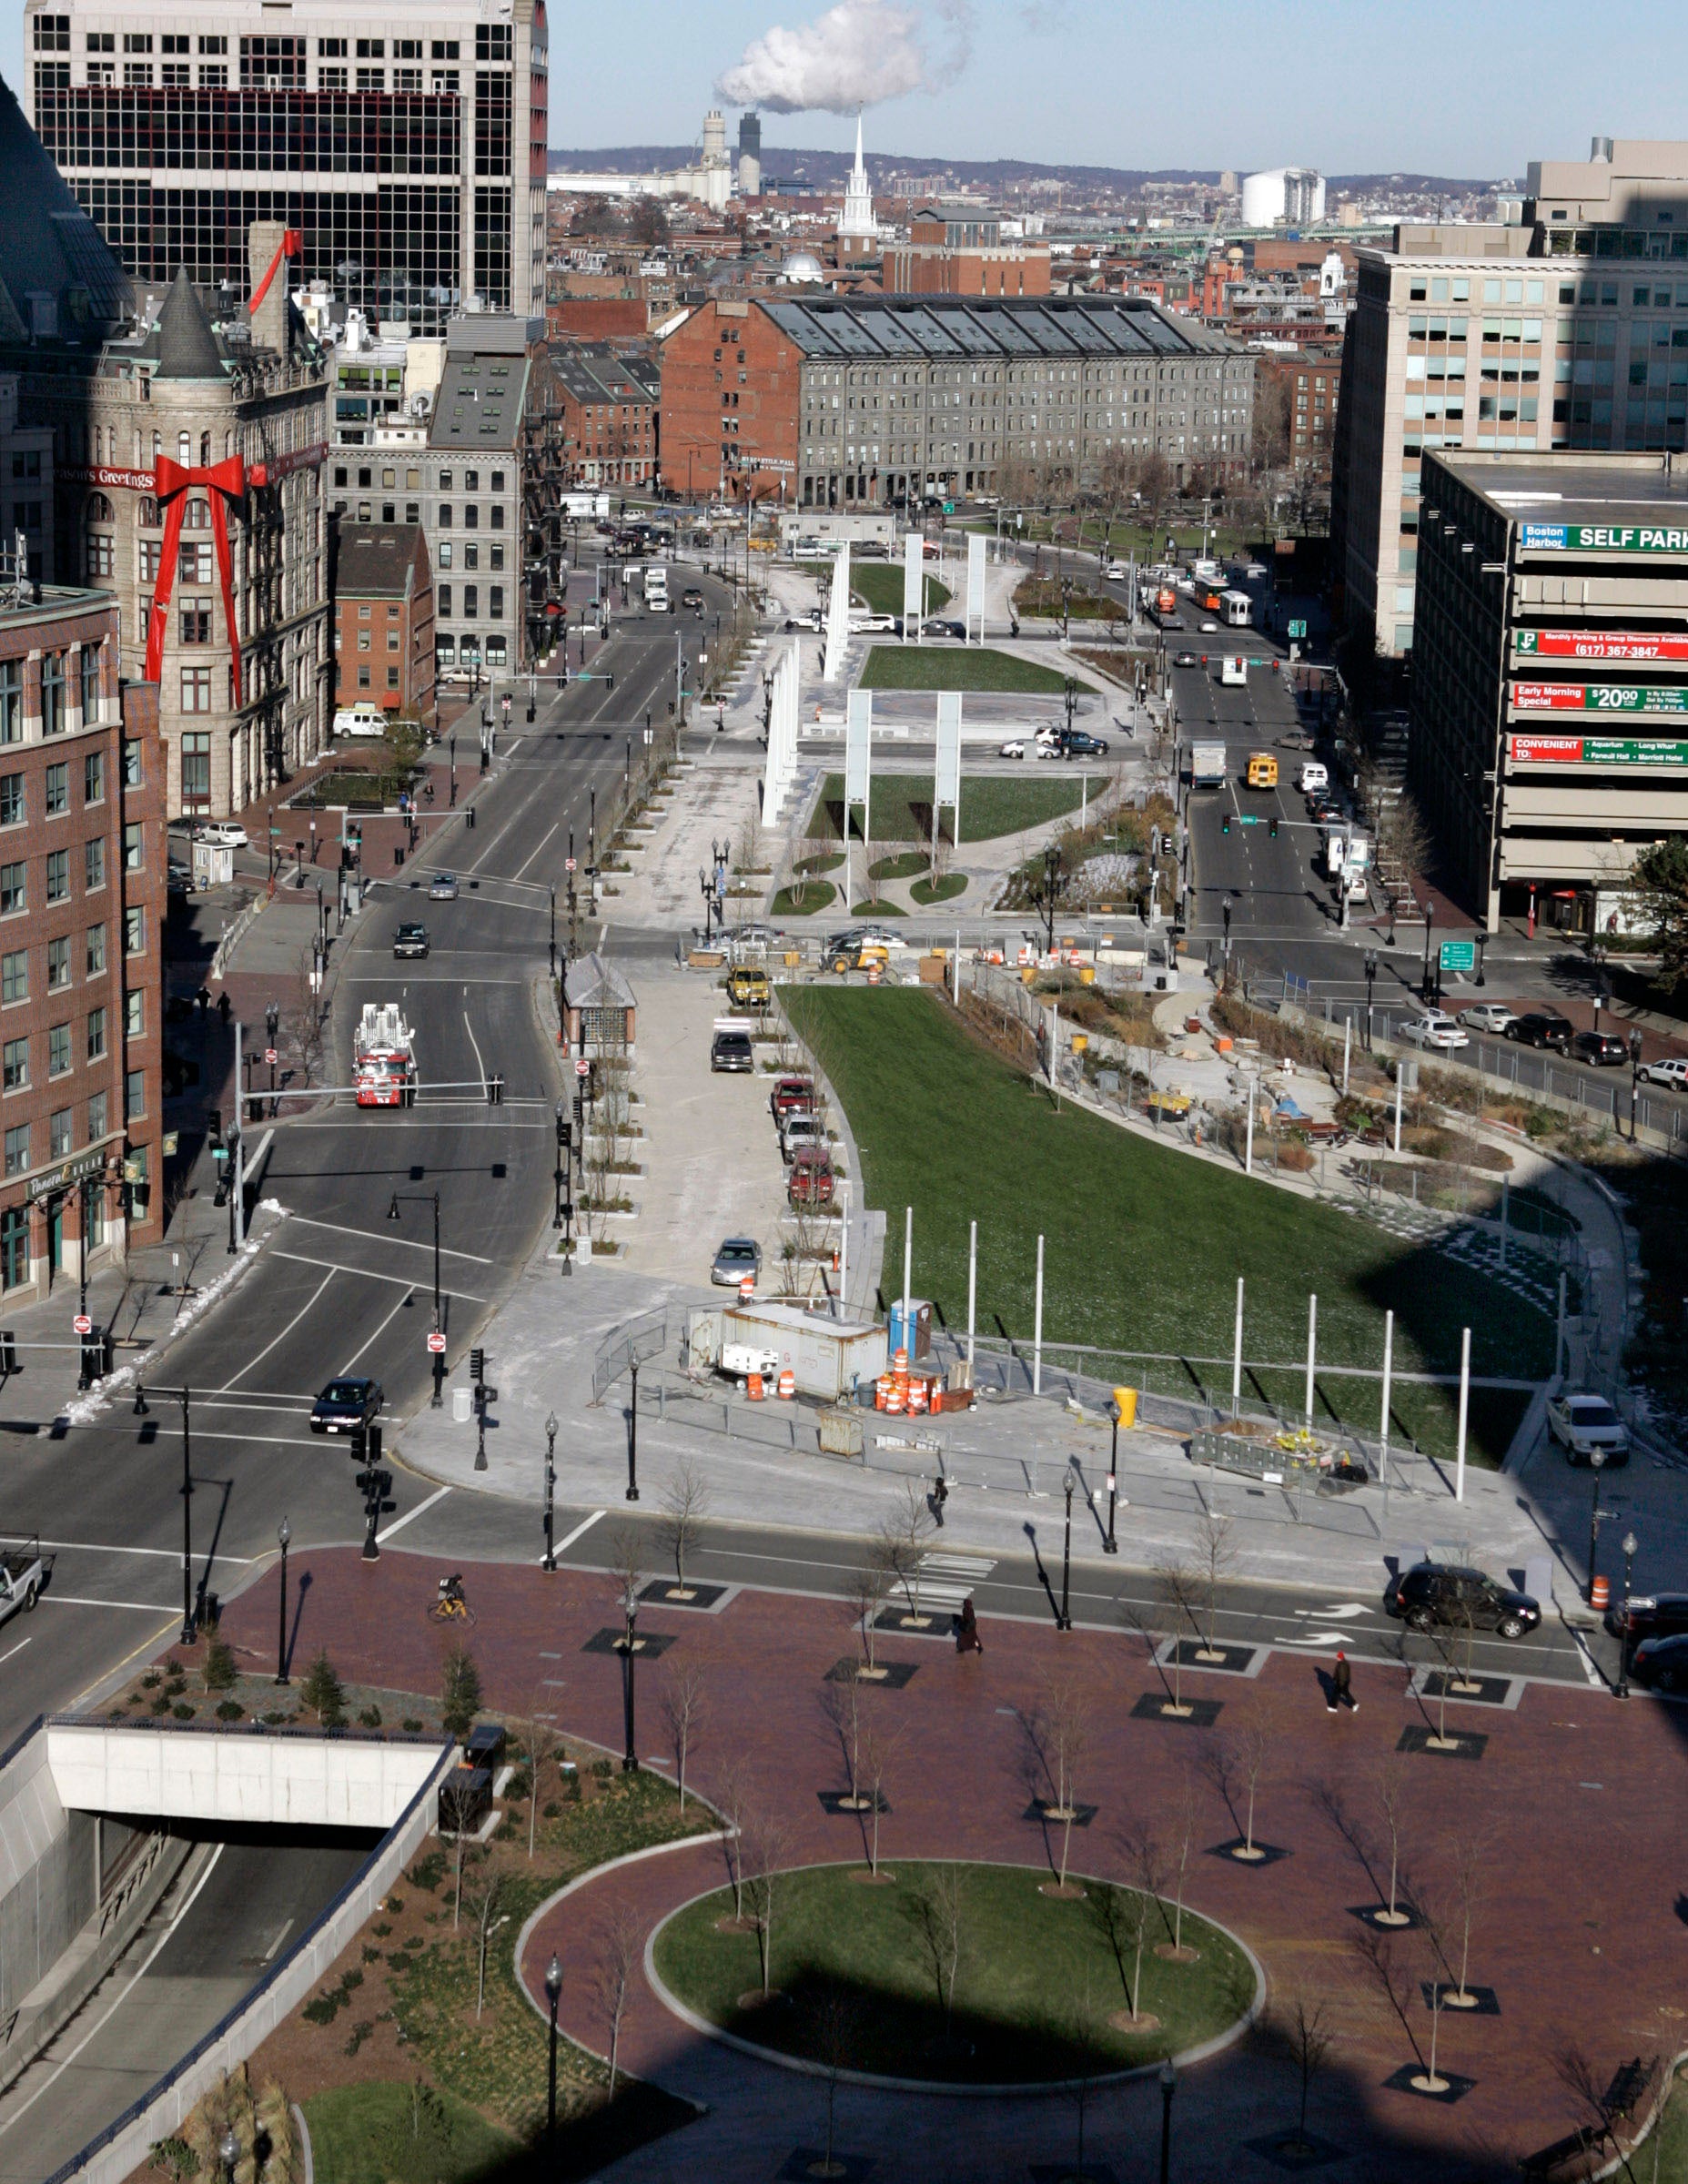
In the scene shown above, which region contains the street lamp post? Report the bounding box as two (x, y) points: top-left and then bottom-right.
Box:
(275, 1515), (291, 1684)
(1589, 1471), (1605, 1607)
(1630, 1028), (1644, 1141)
(76, 1172), (93, 1389)
(621, 1589), (640, 1771)
(542, 1411), (558, 1571)
(1060, 1472), (1074, 1630)
(1158, 2059), (1177, 2184)
(1364, 948), (1378, 1049)
(544, 1953), (562, 2139)
(136, 1383), (197, 1645)
(1104, 1404), (1120, 1554)
(626, 1360), (641, 1501)
(1421, 900), (1436, 1003)
(388, 1191), (443, 1405)
(1616, 1529), (1639, 1699)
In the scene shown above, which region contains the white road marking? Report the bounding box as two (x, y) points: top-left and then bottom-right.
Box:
(1293, 1603), (1370, 1620)
(271, 1251), (487, 1302)
(0, 1634), (32, 1665)
(339, 1286), (417, 1376)
(554, 1509), (606, 1554)
(510, 822), (560, 884)
(1280, 1630), (1353, 1646)
(263, 1920), (293, 1961)
(43, 1594), (181, 1612)
(287, 1215), (494, 1265)
(38, 1540), (256, 1563)
(461, 1012), (488, 1098)
(375, 1483), (452, 1544)
(217, 1269), (336, 1392)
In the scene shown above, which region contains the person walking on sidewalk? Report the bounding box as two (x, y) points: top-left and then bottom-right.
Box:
(956, 1596), (983, 1658)
(1329, 1649), (1357, 1714)
(931, 1474), (948, 1528)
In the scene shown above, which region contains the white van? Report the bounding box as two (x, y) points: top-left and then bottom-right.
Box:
(643, 566), (670, 612)
(333, 703), (389, 739)
(1299, 762), (1329, 796)
(1219, 656), (1248, 687)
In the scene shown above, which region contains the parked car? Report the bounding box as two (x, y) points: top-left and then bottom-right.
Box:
(1546, 1391), (1631, 1466)
(1298, 763), (1329, 795)
(787, 1148), (836, 1208)
(1572, 1030), (1629, 1067)
(332, 702), (389, 739)
(1507, 1011), (1574, 1052)
(167, 857), (193, 895)
(1630, 1632), (1688, 1693)
(769, 1075), (815, 1120)
(779, 1112), (825, 1164)
(726, 966), (771, 1009)
(729, 924), (786, 950)
(1382, 1562), (1540, 1640)
(428, 871), (460, 901)
(682, 587), (704, 612)
(1638, 1055), (1688, 1090)
(1459, 1003), (1516, 1035)
(1399, 1013), (1470, 1051)
(392, 922), (430, 959)
(193, 821), (248, 849)
(998, 740), (1026, 759)
(310, 1377), (384, 1436)
(1606, 1591), (1688, 1645)
(711, 1236), (762, 1288)
(1199, 621), (1218, 633)
(1065, 731), (1110, 758)
(710, 1029), (754, 1073)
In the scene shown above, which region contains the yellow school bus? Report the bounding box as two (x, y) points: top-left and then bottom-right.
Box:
(1246, 751), (1279, 790)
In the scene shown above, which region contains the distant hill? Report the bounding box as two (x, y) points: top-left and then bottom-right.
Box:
(548, 145), (1510, 196)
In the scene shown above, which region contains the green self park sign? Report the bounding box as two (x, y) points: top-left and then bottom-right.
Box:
(1520, 522), (1688, 552)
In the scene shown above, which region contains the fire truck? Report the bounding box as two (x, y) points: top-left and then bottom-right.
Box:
(354, 1003), (417, 1107)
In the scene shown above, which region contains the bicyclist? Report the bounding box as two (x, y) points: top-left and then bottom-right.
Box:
(438, 1572), (465, 1606)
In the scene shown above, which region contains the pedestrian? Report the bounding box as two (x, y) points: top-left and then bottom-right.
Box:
(216, 990), (231, 1026)
(1329, 1648), (1357, 1714)
(956, 1595), (983, 1657)
(931, 1474), (948, 1528)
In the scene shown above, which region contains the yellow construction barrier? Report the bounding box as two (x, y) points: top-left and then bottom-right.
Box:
(1113, 1385), (1138, 1430)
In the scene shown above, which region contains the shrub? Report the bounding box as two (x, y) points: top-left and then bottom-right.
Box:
(215, 1700), (244, 1722)
(440, 1645), (481, 1740)
(299, 1651), (347, 1730)
(359, 1704), (382, 1729)
(201, 1632), (238, 1693)
(401, 1717), (424, 1734)
(172, 1704), (196, 1721)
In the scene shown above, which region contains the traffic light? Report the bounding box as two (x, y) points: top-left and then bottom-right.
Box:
(1269, 816), (1279, 839)
(369, 1423), (383, 1467)
(205, 1106), (223, 1147)
(1221, 812), (1231, 834)
(81, 1332), (103, 1384)
(349, 1421), (368, 1466)
(470, 1346), (486, 1386)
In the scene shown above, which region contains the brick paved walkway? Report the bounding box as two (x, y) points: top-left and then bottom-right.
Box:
(211, 1549), (1687, 2183)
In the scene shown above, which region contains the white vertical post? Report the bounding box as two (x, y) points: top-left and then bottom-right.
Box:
(233, 1020), (245, 1247)
(1342, 1016), (1352, 1093)
(1556, 1270), (1567, 1380)
(902, 1205), (913, 1341)
(1305, 1293), (1317, 1426)
(1393, 1069), (1403, 1154)
(1454, 1324), (1471, 1502)
(966, 1218), (977, 1375)
(1500, 1174), (1509, 1268)
(1050, 998), (1060, 1108)
(1033, 1232), (1045, 1396)
(954, 927), (961, 1006)
(1231, 1275), (1244, 1419)
(1380, 1308), (1394, 1481)
(1244, 1086), (1255, 1175)
(838, 1178), (848, 1319)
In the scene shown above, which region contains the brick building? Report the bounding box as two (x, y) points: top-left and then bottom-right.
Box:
(882, 206), (1051, 298)
(331, 523), (435, 722)
(1257, 348), (1344, 467)
(551, 347), (658, 487)
(659, 293), (1254, 509)
(0, 578), (165, 1300)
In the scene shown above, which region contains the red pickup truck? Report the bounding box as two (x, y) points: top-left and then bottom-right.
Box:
(769, 1075), (814, 1122)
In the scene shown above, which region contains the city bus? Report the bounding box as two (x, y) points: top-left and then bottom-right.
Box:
(1221, 590), (1253, 626)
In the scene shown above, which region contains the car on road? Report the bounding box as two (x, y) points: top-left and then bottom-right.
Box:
(711, 1236), (763, 1288)
(1630, 1632), (1688, 1693)
(849, 613), (898, 634)
(1383, 1562), (1541, 1640)
(1174, 651), (1199, 668)
(1638, 1055), (1688, 1090)
(998, 739), (1026, 759)
(1298, 763), (1329, 795)
(1506, 1010), (1574, 1051)
(1572, 1030), (1629, 1067)
(1199, 621), (1218, 633)
(1064, 731), (1111, 758)
(1459, 1003), (1516, 1035)
(728, 924), (786, 951)
(428, 871), (460, 901)
(167, 856), (192, 895)
(332, 703), (389, 739)
(0, 1536), (53, 1623)
(682, 587), (704, 612)
(1546, 1391), (1631, 1467)
(710, 1029), (754, 1073)
(1103, 561), (1127, 581)
(1398, 1012), (1470, 1051)
(1606, 1591), (1688, 1645)
(193, 821), (248, 849)
(310, 1376), (384, 1436)
(392, 922), (430, 959)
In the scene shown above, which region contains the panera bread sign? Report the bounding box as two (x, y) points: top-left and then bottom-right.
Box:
(1520, 522), (1688, 552)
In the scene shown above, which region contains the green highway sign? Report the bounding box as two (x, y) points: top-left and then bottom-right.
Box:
(943, 501), (955, 515)
(1439, 940), (1477, 974)
(1521, 521), (1688, 554)
(1238, 814), (1261, 826)
(1288, 619), (1308, 639)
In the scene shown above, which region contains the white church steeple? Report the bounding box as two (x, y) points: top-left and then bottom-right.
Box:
(838, 110), (878, 243)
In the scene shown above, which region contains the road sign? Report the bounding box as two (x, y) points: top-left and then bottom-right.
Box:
(1288, 619), (1308, 640)
(264, 1046), (278, 1066)
(1439, 940), (1477, 974)
(565, 857), (577, 872)
(73, 1313), (92, 1335)
(575, 1058), (591, 1077)
(426, 1330), (447, 1354)
(1238, 814), (1261, 826)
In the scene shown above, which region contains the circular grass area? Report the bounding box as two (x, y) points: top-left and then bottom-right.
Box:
(795, 852), (847, 876)
(771, 880), (837, 915)
(910, 873), (968, 907)
(868, 850), (931, 884)
(849, 899), (905, 916)
(651, 1861), (1256, 2087)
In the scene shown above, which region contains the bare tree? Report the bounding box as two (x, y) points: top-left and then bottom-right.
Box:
(608, 1526), (647, 1643)
(437, 1774), (481, 1929)
(856, 1704), (900, 1879)
(905, 1865), (966, 2039)
(1349, 1922), (1432, 2089)
(1024, 1678), (1091, 1891)
(1441, 1834), (1488, 2009)
(655, 1461), (710, 1599)
(874, 1480), (938, 1629)
(818, 1676), (868, 1812)
(1371, 1755), (1412, 1926)
(805, 1984), (858, 2181)
(1150, 1558), (1202, 1716)
(659, 1658), (708, 1808)
(1228, 1706), (1272, 1861)
(745, 1812), (793, 1998)
(524, 1709), (561, 1860)
(844, 1562), (891, 1678)
(714, 1760), (751, 1924)
(1087, 1878), (1150, 2024)
(1551, 2045), (1659, 2184)
(284, 949), (327, 1089)
(589, 1904), (643, 2098)
(471, 1869), (504, 2018)
(1269, 1993), (1337, 2155)
(1192, 1511), (1238, 1661)
(1158, 1774), (1200, 1956)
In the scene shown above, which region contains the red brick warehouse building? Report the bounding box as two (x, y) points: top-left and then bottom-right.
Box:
(550, 347), (659, 489)
(331, 525), (437, 725)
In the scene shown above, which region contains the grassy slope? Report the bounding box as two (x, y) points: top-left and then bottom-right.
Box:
(655, 1863), (1251, 2081)
(811, 772), (1101, 844)
(304, 2082), (514, 2184)
(795, 561), (952, 616)
(860, 647), (1069, 694)
(783, 988), (1547, 1463)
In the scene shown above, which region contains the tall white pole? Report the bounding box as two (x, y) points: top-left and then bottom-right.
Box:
(838, 1178), (849, 1319)
(1454, 1324), (1471, 1503)
(1305, 1292), (1318, 1427)
(902, 1205), (912, 1345)
(233, 1019), (245, 1248)
(1393, 1069), (1403, 1155)
(1244, 1086), (1255, 1176)
(966, 1218), (977, 1376)
(1231, 1275), (1244, 1419)
(1033, 1232), (1045, 1397)
(1380, 1308), (1394, 1488)
(954, 927), (961, 1007)
(1556, 1269), (1567, 1380)
(1342, 1015), (1352, 1094)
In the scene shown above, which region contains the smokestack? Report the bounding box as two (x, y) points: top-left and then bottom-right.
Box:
(247, 220), (292, 355)
(1591, 136), (1613, 163)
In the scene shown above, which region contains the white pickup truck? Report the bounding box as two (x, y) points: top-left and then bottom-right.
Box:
(0, 1536), (53, 1624)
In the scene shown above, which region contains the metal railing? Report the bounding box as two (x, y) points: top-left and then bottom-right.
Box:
(591, 1307), (671, 1405)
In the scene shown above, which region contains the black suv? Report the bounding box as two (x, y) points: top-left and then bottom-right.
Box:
(1607, 1590), (1688, 1645)
(310, 1377), (384, 1436)
(1507, 1012), (1574, 1052)
(711, 1030), (753, 1074)
(1572, 1030), (1626, 1067)
(1382, 1562), (1540, 1640)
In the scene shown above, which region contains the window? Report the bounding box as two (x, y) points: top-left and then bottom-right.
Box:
(125, 905), (146, 956)
(180, 602), (210, 644)
(84, 752), (104, 805)
(438, 541), (452, 568)
(123, 824), (143, 872)
(46, 935), (68, 990)
(0, 775), (23, 829)
(5, 1126), (28, 1178)
(490, 587), (504, 618)
(181, 668), (212, 712)
(122, 739), (141, 789)
(125, 990), (144, 1036)
(0, 663), (18, 745)
(464, 505), (479, 530)
(1, 952), (24, 1005)
(47, 1023), (70, 1077)
(0, 864), (25, 917)
(438, 504), (452, 527)
(2, 1039), (25, 1093)
(85, 839), (105, 893)
(123, 1069), (144, 1123)
(45, 850), (68, 904)
(464, 586), (479, 618)
(438, 583), (452, 617)
(40, 652), (65, 736)
(88, 1089), (107, 1142)
(86, 1008), (106, 1062)
(86, 925), (105, 976)
(49, 1109), (72, 1160)
(181, 735), (209, 811)
(44, 763), (67, 817)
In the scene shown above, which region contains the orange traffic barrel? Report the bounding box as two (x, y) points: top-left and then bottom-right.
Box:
(884, 1382), (905, 1414)
(867, 963), (881, 985)
(906, 1380), (928, 1414)
(739, 1274), (754, 1301)
(1591, 1572), (1611, 1611)
(928, 1384), (944, 1416)
(894, 1346), (908, 1372)
(777, 1368), (795, 1400)
(746, 1372), (764, 1402)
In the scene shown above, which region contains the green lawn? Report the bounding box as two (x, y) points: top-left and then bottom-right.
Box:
(653, 1863), (1252, 2083)
(796, 561), (951, 617)
(782, 989), (1552, 1464)
(770, 879), (836, 915)
(811, 773), (1102, 844)
(910, 873), (968, 905)
(304, 2082), (515, 2184)
(860, 647), (1070, 694)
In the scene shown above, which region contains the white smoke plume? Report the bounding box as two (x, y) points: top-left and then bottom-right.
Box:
(716, 0), (973, 116)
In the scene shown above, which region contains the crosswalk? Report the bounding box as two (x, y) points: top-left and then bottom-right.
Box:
(912, 1552), (996, 1613)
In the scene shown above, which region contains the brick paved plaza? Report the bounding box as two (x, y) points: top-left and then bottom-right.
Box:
(215, 1548), (1688, 2182)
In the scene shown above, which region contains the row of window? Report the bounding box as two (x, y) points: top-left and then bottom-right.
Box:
(436, 585), (504, 620)
(0, 753), (106, 827)
(3, 996), (143, 1088)
(3, 1078), (145, 1182)
(0, 652), (106, 743)
(331, 465), (506, 490)
(436, 635), (507, 666)
(0, 915), (138, 1002)
(0, 833), (135, 912)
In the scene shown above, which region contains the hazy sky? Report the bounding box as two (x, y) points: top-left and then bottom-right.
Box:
(7, 0), (1688, 179)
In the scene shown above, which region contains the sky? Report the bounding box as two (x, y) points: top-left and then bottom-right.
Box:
(9, 0), (1688, 180)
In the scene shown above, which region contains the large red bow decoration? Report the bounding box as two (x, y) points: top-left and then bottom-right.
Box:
(144, 455), (247, 708)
